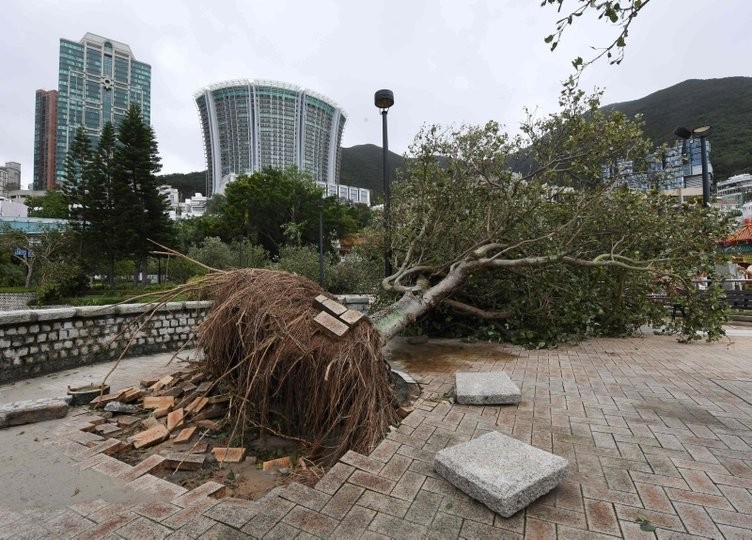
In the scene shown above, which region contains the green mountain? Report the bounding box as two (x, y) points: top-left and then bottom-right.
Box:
(339, 144), (404, 200)
(603, 76), (752, 179)
(159, 171), (206, 200)
(159, 145), (404, 201)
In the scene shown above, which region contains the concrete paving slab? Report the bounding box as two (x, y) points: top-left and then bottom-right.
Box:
(434, 431), (568, 517)
(0, 397), (70, 428)
(454, 371), (520, 405)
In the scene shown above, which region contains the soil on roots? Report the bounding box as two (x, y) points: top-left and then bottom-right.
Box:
(197, 269), (399, 465)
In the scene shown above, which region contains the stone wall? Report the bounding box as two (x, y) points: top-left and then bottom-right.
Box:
(0, 301), (212, 384)
(0, 293), (36, 312)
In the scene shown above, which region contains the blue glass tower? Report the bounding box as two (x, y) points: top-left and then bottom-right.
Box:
(55, 33), (151, 183)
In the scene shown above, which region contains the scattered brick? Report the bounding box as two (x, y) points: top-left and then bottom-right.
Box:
(164, 452), (206, 471)
(149, 375), (174, 392)
(339, 309), (364, 325)
(315, 296), (348, 316)
(142, 396), (175, 410)
(263, 456), (291, 470)
(196, 419), (222, 430)
(132, 424), (169, 449)
(116, 415), (141, 428)
(173, 426), (197, 443)
(167, 408), (185, 431)
(185, 396), (209, 413)
(314, 311), (349, 337)
(213, 447), (247, 463)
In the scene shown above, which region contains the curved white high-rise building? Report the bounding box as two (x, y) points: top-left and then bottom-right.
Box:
(194, 80), (347, 196)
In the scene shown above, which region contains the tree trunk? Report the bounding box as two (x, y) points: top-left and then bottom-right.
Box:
(24, 262), (33, 289)
(108, 255), (115, 288)
(370, 262), (471, 341)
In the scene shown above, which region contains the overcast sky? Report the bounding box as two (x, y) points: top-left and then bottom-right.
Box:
(1, 0), (749, 183)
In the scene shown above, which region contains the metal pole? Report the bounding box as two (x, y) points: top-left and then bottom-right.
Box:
(382, 109), (392, 277)
(699, 135), (710, 207)
(319, 201), (325, 286)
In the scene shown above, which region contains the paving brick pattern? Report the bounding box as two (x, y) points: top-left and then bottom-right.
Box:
(1, 333), (751, 538)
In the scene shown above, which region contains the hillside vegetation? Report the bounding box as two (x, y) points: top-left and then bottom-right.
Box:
(604, 77), (752, 179)
(160, 77), (752, 195)
(159, 145), (404, 200)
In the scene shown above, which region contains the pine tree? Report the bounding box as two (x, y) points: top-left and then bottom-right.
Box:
(87, 122), (120, 286)
(62, 127), (91, 226)
(113, 104), (170, 284)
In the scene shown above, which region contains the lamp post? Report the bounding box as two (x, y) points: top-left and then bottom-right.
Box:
(374, 89), (394, 277)
(674, 125), (712, 207)
(319, 198), (325, 286)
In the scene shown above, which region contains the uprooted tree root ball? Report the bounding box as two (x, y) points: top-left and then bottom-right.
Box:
(195, 268), (398, 464)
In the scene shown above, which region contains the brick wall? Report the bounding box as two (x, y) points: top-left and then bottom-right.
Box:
(0, 301), (212, 384)
(0, 293), (36, 311)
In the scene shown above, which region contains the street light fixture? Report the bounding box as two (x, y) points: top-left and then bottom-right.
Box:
(374, 89), (395, 277)
(674, 125), (712, 206)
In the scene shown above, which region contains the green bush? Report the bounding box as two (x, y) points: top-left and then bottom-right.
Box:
(36, 260), (90, 305)
(274, 245), (323, 284)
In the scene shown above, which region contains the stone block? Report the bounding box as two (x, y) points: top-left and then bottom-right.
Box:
(434, 431), (568, 518)
(0, 397), (70, 428)
(36, 308), (76, 320)
(0, 310), (35, 325)
(454, 372), (521, 405)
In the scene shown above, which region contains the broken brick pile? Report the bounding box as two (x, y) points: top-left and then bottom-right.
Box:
(87, 367), (249, 474)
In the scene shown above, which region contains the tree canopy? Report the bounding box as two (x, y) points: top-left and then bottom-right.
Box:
(216, 167), (366, 256)
(370, 88), (731, 345)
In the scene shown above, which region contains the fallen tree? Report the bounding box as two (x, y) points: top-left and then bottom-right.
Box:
(368, 88), (731, 345)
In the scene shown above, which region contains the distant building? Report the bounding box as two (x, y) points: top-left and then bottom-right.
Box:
(316, 181), (371, 206)
(180, 193), (207, 219)
(603, 138), (713, 202)
(33, 89), (58, 190)
(55, 33), (151, 183)
(717, 173), (752, 201)
(0, 162), (21, 193)
(195, 80), (346, 196)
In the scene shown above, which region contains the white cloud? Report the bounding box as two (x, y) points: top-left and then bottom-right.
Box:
(1, 0), (750, 180)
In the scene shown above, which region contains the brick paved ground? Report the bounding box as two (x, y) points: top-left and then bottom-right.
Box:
(1, 332), (751, 538)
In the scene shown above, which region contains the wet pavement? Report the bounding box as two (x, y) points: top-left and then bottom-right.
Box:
(0, 331), (751, 538)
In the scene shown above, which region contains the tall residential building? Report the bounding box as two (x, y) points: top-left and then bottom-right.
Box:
(195, 80), (347, 196)
(33, 89), (58, 190)
(54, 33), (151, 183)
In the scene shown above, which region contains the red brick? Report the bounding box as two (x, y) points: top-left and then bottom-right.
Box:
(584, 499), (621, 536)
(673, 501), (723, 538)
(665, 488), (735, 510)
(634, 482), (674, 514)
(524, 518), (556, 539)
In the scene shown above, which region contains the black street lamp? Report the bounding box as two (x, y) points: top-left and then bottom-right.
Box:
(674, 125), (712, 206)
(375, 89), (394, 277)
(319, 198), (325, 286)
